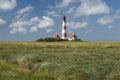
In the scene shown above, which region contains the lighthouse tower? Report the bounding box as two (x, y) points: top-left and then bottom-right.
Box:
(62, 16), (67, 39)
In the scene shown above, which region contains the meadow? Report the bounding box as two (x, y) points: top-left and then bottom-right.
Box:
(0, 42), (120, 80)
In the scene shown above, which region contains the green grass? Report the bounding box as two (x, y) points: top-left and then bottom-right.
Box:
(0, 42), (120, 80)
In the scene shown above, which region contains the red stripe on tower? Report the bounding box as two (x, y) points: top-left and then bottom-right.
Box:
(62, 16), (67, 39)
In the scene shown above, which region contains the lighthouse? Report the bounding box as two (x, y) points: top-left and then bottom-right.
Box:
(62, 16), (67, 39)
(52, 16), (79, 41)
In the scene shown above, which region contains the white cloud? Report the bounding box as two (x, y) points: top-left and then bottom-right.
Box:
(49, 0), (110, 18)
(30, 26), (38, 32)
(97, 15), (120, 25)
(30, 16), (55, 32)
(55, 0), (73, 8)
(16, 5), (33, 19)
(10, 20), (28, 34)
(67, 21), (88, 29)
(46, 29), (54, 33)
(10, 26), (27, 34)
(66, 6), (76, 14)
(10, 16), (55, 34)
(37, 16), (55, 28)
(0, 18), (6, 25)
(30, 17), (40, 23)
(47, 11), (60, 17)
(17, 5), (33, 15)
(75, 0), (110, 17)
(0, 0), (16, 11)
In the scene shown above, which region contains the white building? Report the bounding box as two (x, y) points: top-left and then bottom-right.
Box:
(68, 33), (78, 40)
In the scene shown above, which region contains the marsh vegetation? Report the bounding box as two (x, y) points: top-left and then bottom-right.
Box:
(0, 42), (120, 80)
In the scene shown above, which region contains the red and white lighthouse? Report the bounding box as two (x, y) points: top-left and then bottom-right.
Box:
(62, 16), (67, 39)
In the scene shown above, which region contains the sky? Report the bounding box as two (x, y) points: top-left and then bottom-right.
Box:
(0, 0), (120, 41)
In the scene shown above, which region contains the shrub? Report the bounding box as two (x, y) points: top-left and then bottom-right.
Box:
(36, 38), (68, 42)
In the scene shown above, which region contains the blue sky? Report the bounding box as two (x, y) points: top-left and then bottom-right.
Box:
(0, 0), (120, 41)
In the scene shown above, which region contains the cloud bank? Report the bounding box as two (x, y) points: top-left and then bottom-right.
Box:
(10, 16), (55, 34)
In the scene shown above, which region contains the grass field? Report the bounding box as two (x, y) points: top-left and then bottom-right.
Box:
(0, 42), (120, 80)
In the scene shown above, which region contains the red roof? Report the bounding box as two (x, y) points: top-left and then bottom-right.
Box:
(69, 33), (77, 39)
(53, 33), (60, 38)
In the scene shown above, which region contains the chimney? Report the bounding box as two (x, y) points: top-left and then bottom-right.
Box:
(62, 16), (67, 39)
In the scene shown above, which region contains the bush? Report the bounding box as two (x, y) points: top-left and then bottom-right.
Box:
(36, 38), (68, 42)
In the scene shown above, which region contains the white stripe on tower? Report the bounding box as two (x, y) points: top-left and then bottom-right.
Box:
(62, 16), (67, 39)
